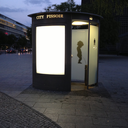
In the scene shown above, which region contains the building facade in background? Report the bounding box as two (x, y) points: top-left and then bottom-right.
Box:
(0, 14), (28, 39)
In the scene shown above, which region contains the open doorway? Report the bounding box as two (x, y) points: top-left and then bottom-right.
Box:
(71, 20), (88, 91)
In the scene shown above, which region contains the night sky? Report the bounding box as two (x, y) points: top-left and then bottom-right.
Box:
(0, 0), (81, 27)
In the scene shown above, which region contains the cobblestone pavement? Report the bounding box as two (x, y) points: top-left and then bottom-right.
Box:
(0, 92), (61, 128)
(0, 53), (128, 128)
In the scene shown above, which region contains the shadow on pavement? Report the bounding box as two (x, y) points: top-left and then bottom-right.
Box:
(21, 83), (111, 98)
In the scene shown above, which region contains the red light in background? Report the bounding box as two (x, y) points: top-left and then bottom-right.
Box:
(5, 32), (8, 35)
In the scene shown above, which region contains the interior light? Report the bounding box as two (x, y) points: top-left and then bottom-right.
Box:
(89, 17), (93, 20)
(72, 21), (88, 26)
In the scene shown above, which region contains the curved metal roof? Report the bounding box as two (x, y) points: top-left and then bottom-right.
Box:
(28, 11), (103, 19)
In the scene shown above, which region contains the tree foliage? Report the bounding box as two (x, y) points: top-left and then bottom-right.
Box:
(0, 31), (28, 50)
(27, 26), (32, 44)
(17, 36), (27, 48)
(90, 0), (128, 16)
(44, 0), (128, 47)
(7, 34), (17, 47)
(45, 0), (128, 15)
(80, 0), (128, 19)
(44, 0), (81, 12)
(83, 0), (128, 47)
(100, 16), (119, 47)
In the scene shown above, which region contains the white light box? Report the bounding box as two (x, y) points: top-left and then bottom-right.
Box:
(36, 26), (65, 75)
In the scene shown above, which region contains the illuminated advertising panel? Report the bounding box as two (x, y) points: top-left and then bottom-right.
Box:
(36, 26), (65, 75)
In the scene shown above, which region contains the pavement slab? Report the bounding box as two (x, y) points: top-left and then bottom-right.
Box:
(0, 53), (128, 127)
(0, 92), (61, 128)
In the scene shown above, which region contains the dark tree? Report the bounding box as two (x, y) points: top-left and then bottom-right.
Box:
(27, 26), (32, 45)
(0, 31), (8, 49)
(44, 0), (128, 47)
(44, 0), (80, 12)
(81, 0), (128, 47)
(17, 36), (27, 48)
(7, 34), (17, 47)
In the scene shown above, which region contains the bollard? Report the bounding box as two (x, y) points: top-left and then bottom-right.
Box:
(85, 65), (88, 86)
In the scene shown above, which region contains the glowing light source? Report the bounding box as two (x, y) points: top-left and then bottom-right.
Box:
(36, 26), (65, 75)
(5, 32), (8, 35)
(72, 21), (88, 26)
(89, 17), (93, 20)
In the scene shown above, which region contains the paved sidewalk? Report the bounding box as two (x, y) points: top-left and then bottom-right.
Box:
(0, 91), (61, 128)
(0, 53), (128, 128)
(0, 53), (32, 96)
